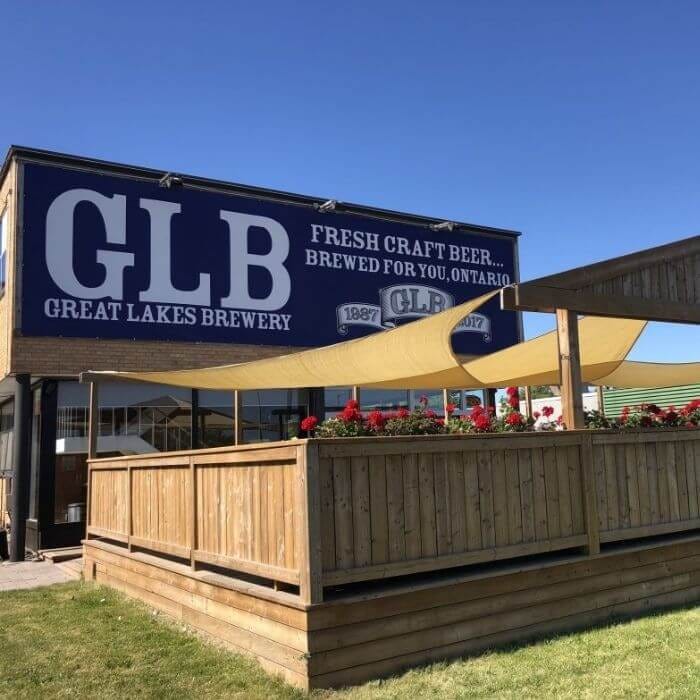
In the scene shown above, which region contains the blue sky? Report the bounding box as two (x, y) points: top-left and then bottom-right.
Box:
(2, 1), (698, 360)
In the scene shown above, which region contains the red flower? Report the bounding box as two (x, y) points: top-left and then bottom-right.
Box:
(508, 394), (520, 409)
(426, 409), (437, 418)
(472, 413), (492, 432)
(366, 410), (386, 431)
(542, 405), (554, 418)
(533, 411), (541, 419)
(505, 412), (524, 426)
(397, 407), (410, 419)
(339, 404), (362, 422)
(345, 399), (359, 410)
(300, 416), (318, 432)
(436, 418), (445, 426)
(506, 386), (519, 397)
(445, 403), (457, 416)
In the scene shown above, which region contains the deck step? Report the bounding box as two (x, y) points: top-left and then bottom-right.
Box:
(56, 557), (83, 579)
(40, 546), (83, 564)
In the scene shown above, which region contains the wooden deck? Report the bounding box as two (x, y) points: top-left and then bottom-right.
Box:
(84, 428), (700, 689)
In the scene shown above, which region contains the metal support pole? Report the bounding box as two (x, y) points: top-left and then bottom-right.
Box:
(9, 374), (31, 562)
(190, 389), (200, 449)
(233, 390), (243, 445)
(87, 382), (100, 460)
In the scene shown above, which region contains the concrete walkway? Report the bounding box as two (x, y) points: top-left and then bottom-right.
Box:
(0, 559), (78, 591)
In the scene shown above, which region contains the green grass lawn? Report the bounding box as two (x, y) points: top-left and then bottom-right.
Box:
(0, 582), (698, 699)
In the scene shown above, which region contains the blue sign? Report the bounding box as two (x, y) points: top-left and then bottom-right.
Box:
(21, 162), (520, 354)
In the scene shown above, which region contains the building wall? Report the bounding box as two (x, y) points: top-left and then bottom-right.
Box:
(603, 384), (700, 417)
(9, 336), (305, 376)
(0, 160), (17, 379)
(0, 156), (305, 379)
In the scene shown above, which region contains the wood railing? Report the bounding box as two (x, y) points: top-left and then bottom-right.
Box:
(86, 429), (700, 603)
(87, 442), (317, 601)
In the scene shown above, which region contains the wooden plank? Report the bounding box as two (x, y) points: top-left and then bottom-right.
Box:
(402, 454), (422, 560)
(447, 451), (466, 553)
(645, 442), (660, 527)
(368, 455), (389, 565)
(568, 445), (585, 536)
(556, 446), (573, 537)
(332, 457), (354, 569)
(417, 453), (437, 558)
(600, 517), (700, 543)
(501, 274), (700, 324)
(686, 441), (699, 519)
(517, 449), (535, 543)
(311, 553), (700, 652)
(319, 458), (335, 572)
(322, 534), (588, 586)
(665, 442), (681, 521)
(491, 450), (509, 548)
(542, 446), (561, 539)
(386, 454), (406, 563)
(478, 449), (496, 549)
(579, 434), (600, 555)
(318, 433), (584, 459)
(503, 449), (522, 545)
(531, 448), (549, 542)
(622, 443), (640, 528)
(675, 441), (690, 521)
(351, 456), (372, 568)
(656, 441), (670, 523)
(464, 451), (483, 551)
(310, 537), (700, 629)
(194, 549), (300, 585)
(434, 452), (452, 555)
(616, 444), (631, 529)
(592, 445), (608, 532)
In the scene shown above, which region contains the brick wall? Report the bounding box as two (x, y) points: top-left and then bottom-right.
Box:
(10, 335), (305, 376)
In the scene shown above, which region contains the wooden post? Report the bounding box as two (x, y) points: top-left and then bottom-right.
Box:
(597, 385), (606, 416)
(556, 309), (585, 429)
(351, 386), (361, 405)
(524, 386), (534, 418)
(87, 381), (100, 460)
(580, 432), (601, 555)
(233, 390), (243, 445)
(442, 388), (449, 418)
(189, 457), (197, 570)
(299, 442), (323, 603)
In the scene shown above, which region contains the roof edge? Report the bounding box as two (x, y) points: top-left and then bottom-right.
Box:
(1, 145), (521, 239)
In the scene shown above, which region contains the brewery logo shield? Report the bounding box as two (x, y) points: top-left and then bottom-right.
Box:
(336, 284), (491, 341)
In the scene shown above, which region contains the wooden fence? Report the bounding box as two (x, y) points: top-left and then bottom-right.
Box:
(86, 429), (700, 602)
(88, 442), (317, 601)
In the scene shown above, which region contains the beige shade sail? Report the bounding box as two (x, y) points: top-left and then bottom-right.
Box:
(85, 291), (496, 390)
(84, 290), (698, 391)
(462, 315), (647, 388)
(592, 361), (700, 389)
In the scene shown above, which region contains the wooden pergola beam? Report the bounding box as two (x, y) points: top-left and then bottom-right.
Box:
(501, 285), (700, 324)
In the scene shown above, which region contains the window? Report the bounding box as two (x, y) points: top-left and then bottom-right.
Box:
(240, 390), (309, 443)
(199, 390), (234, 448)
